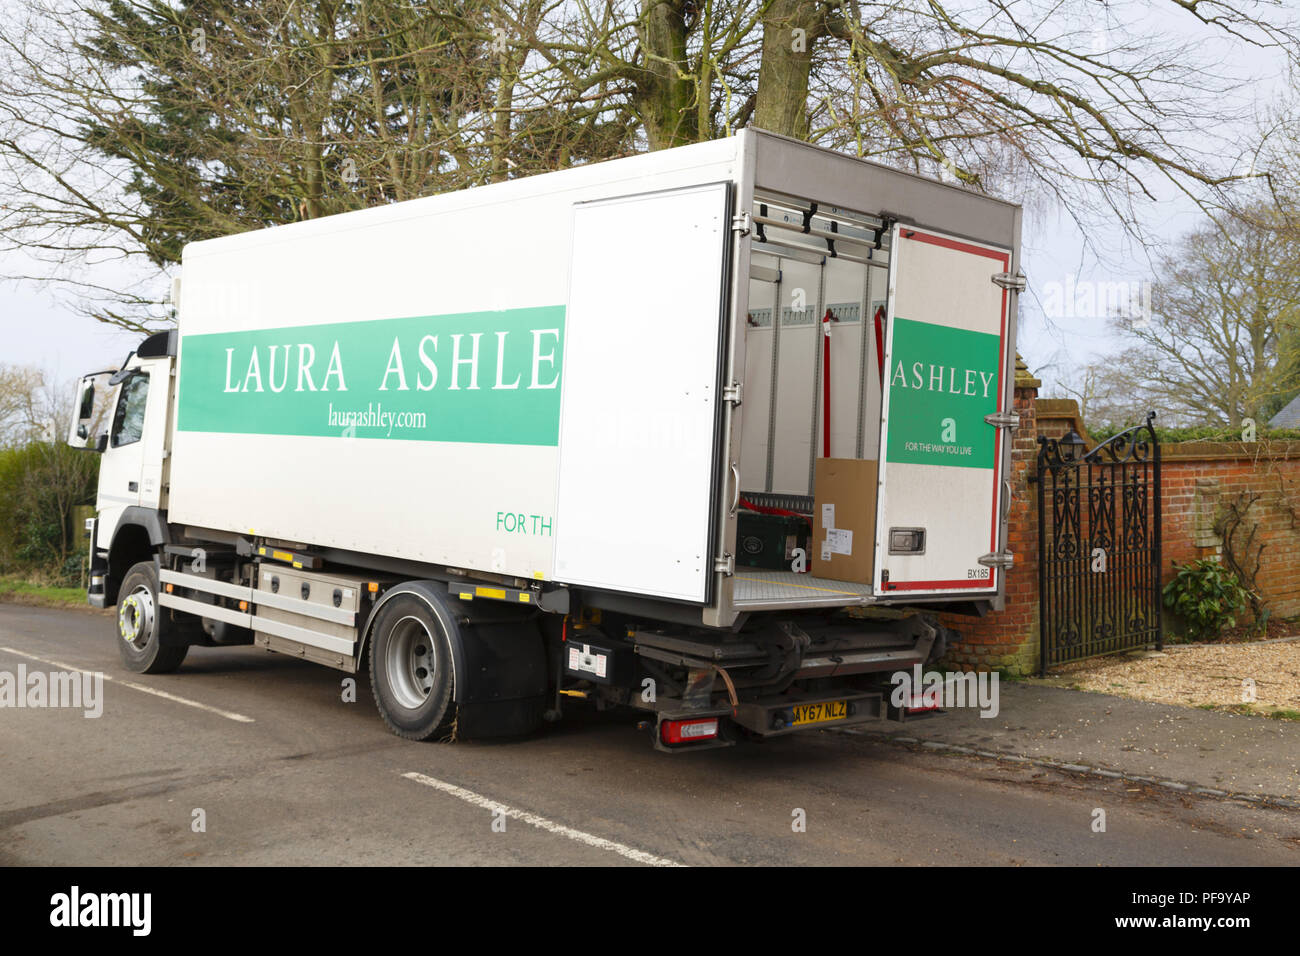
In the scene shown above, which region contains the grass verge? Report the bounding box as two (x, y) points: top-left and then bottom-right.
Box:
(1198, 702), (1300, 721)
(0, 575), (91, 609)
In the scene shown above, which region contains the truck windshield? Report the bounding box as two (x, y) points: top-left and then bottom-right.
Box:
(110, 372), (149, 447)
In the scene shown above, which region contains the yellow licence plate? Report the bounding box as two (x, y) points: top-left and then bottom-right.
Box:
(792, 700), (848, 726)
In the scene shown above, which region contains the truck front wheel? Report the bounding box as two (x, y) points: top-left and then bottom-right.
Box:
(368, 595), (456, 740)
(116, 560), (189, 674)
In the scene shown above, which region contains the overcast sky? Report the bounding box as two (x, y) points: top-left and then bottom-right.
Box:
(2, 258), (141, 382)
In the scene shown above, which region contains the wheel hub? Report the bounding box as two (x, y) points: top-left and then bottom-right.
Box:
(386, 616), (437, 710)
(118, 585), (154, 649)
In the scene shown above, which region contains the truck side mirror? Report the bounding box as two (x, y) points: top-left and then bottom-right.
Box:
(68, 371), (113, 452)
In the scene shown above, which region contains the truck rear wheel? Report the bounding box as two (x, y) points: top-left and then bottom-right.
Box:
(116, 560), (189, 674)
(368, 594), (456, 740)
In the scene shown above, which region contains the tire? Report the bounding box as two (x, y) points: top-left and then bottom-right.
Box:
(116, 560), (189, 674)
(368, 593), (456, 741)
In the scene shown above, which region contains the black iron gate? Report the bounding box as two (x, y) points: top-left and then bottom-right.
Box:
(1035, 414), (1162, 675)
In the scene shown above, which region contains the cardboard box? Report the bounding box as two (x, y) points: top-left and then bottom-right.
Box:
(812, 458), (877, 584)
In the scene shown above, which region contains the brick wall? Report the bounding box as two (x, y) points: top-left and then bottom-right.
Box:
(936, 366), (1300, 675)
(1160, 442), (1300, 619)
(937, 360), (1040, 675)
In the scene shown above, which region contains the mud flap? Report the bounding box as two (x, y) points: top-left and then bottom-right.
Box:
(451, 603), (549, 738)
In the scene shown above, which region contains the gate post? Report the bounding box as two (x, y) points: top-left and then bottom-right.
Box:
(1036, 437), (1048, 677)
(1149, 413), (1163, 651)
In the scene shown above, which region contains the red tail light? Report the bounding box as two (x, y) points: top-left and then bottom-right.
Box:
(660, 718), (719, 744)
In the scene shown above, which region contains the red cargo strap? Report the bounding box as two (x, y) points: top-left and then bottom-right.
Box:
(873, 304), (886, 383)
(738, 496), (805, 519)
(822, 308), (834, 456)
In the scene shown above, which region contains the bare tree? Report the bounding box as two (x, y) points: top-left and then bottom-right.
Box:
(1102, 205), (1300, 428)
(1039, 357), (1145, 430)
(0, 363), (46, 447)
(0, 0), (509, 330)
(0, 0), (1297, 334)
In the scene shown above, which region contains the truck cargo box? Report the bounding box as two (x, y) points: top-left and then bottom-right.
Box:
(168, 128), (1022, 627)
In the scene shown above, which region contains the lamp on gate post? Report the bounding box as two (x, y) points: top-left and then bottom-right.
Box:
(1059, 429), (1087, 461)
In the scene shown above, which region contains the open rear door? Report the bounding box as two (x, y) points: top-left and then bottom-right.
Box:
(873, 224), (1014, 597)
(552, 183), (732, 603)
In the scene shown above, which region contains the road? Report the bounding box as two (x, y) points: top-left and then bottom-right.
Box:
(1, 604), (1296, 866)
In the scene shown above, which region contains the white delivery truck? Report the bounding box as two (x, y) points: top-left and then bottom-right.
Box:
(68, 128), (1023, 750)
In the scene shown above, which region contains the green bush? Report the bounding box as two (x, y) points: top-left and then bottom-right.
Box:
(1161, 558), (1252, 641)
(0, 442), (98, 578)
(58, 551), (87, 588)
(1089, 422), (1300, 444)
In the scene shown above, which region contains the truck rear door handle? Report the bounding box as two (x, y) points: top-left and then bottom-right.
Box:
(128, 481), (138, 492)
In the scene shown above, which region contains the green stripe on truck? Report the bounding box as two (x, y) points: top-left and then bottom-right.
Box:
(177, 305), (566, 446)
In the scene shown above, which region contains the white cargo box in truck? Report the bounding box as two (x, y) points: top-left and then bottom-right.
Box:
(74, 128), (1022, 748)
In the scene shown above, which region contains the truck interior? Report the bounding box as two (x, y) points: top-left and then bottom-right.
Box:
(731, 190), (892, 611)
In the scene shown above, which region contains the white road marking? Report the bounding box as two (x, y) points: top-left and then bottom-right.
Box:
(400, 771), (685, 867)
(0, 646), (255, 723)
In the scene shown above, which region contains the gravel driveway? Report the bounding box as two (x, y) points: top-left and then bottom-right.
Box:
(1051, 638), (1300, 715)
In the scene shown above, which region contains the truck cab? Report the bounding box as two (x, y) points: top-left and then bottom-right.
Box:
(70, 332), (176, 610)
